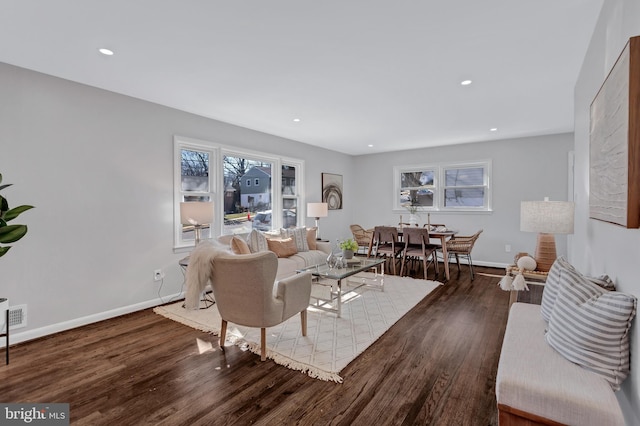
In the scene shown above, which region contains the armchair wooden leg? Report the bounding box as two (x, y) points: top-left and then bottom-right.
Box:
(301, 309), (308, 336)
(261, 328), (266, 361)
(220, 320), (228, 351)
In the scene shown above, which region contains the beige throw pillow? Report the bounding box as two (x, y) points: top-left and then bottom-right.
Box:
(307, 227), (317, 250)
(230, 236), (251, 254)
(267, 237), (298, 258)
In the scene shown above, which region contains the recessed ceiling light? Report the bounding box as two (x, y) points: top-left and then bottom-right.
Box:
(490, 128), (498, 132)
(460, 80), (472, 86)
(368, 144), (374, 148)
(98, 48), (114, 56)
(293, 118), (301, 122)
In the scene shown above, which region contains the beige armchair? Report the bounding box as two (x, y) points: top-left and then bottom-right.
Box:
(210, 251), (312, 361)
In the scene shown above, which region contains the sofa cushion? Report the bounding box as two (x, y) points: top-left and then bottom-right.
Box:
(496, 303), (624, 425)
(545, 269), (637, 390)
(282, 227), (309, 252)
(247, 229), (269, 253)
(267, 238), (298, 258)
(230, 236), (251, 254)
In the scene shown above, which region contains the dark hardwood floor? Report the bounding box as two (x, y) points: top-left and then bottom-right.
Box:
(0, 264), (510, 425)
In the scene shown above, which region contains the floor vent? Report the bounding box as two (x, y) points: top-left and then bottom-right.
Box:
(8, 304), (27, 330)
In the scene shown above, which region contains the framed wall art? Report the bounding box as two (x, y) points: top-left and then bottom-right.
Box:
(589, 35), (640, 228)
(322, 173), (343, 210)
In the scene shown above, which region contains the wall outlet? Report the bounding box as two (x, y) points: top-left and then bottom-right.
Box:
(154, 269), (164, 281)
(505, 244), (512, 253)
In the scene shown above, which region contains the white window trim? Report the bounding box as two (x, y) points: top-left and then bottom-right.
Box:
(393, 159), (492, 213)
(174, 135), (305, 251)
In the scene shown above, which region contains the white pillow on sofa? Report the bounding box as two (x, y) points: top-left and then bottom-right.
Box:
(545, 268), (637, 390)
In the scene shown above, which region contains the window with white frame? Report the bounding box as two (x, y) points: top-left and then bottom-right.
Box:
(393, 160), (491, 212)
(174, 136), (305, 249)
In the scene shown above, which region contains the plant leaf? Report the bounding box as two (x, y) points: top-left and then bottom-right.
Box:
(4, 205), (34, 221)
(0, 224), (28, 243)
(0, 246), (10, 258)
(0, 184), (11, 191)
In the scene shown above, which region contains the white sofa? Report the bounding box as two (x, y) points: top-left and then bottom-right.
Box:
(217, 233), (332, 280)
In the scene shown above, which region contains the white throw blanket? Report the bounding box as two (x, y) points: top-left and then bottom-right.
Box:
(184, 242), (228, 309)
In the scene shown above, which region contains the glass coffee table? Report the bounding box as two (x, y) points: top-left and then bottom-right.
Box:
(297, 257), (385, 317)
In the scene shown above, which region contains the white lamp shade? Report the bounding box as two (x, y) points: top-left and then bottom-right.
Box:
(180, 201), (214, 225)
(307, 202), (328, 218)
(520, 200), (574, 234)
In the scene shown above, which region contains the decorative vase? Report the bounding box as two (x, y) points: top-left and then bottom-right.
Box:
(327, 251), (336, 268)
(409, 214), (418, 227)
(342, 249), (354, 259)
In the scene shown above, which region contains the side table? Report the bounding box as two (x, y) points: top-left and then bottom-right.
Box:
(506, 266), (548, 307)
(179, 256), (215, 309)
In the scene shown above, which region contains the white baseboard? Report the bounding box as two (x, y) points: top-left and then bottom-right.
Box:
(2, 260), (509, 348)
(1, 291), (185, 348)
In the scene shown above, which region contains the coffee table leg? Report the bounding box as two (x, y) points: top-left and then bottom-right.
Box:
(337, 279), (342, 318)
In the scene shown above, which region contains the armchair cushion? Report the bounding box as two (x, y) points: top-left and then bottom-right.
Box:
(277, 271), (313, 320)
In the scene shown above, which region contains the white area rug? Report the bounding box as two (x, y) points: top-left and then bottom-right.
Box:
(153, 272), (440, 383)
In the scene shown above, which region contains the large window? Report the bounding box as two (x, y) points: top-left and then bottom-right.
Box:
(394, 160), (491, 212)
(174, 136), (304, 249)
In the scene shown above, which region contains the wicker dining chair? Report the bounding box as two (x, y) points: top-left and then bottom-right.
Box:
(349, 224), (374, 256)
(444, 229), (483, 280)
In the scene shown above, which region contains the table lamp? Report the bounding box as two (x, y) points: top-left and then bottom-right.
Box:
(307, 202), (328, 240)
(180, 201), (214, 245)
(520, 198), (574, 272)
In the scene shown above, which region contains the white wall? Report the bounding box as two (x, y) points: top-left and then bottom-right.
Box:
(574, 0), (640, 422)
(0, 62), (352, 344)
(352, 134), (574, 266)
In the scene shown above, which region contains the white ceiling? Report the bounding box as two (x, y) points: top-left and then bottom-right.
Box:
(0, 1), (603, 155)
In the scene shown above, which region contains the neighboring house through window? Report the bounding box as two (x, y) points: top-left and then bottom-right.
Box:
(174, 135), (305, 249)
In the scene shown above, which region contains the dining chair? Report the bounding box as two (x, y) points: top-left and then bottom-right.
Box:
(400, 227), (439, 280)
(349, 224), (374, 256)
(372, 226), (403, 275)
(444, 229), (483, 280)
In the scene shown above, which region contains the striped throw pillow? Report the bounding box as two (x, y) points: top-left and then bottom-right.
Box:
(282, 227), (309, 252)
(540, 257), (576, 322)
(541, 257), (616, 322)
(246, 229), (268, 253)
(545, 269), (637, 390)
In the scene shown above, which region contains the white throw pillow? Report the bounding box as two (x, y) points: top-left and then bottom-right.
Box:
(545, 269), (637, 390)
(246, 229), (268, 253)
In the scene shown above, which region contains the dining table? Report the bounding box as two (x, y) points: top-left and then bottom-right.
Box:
(367, 226), (458, 281)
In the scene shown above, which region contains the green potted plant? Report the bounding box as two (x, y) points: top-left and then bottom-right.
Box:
(339, 238), (359, 259)
(0, 173), (34, 258)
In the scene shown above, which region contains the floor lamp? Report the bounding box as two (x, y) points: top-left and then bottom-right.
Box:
(520, 198), (574, 272)
(307, 202), (328, 240)
(180, 201), (214, 245)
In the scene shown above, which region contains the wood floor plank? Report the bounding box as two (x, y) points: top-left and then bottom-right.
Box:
(0, 264), (511, 425)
